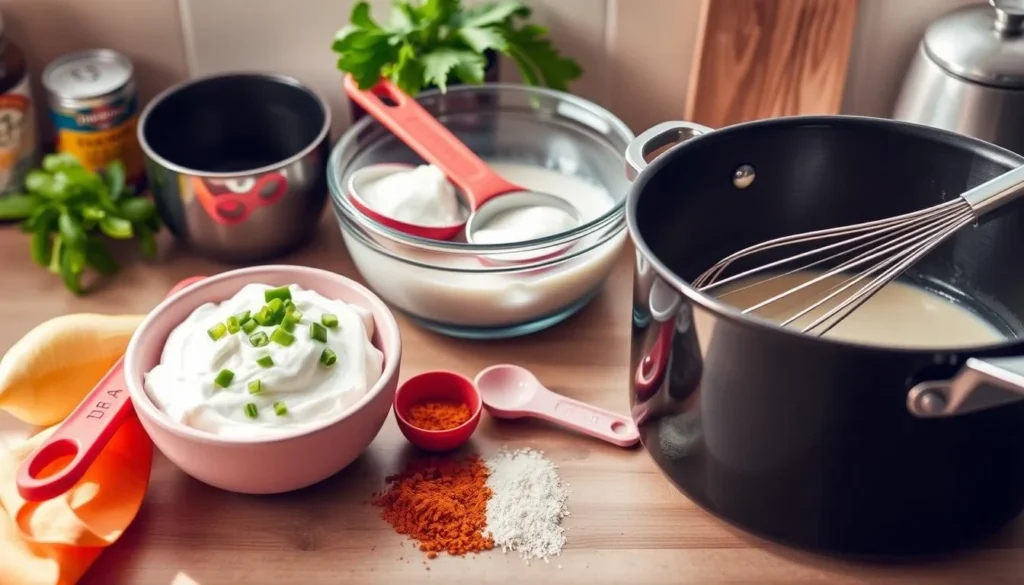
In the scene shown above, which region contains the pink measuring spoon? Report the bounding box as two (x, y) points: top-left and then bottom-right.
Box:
(16, 276), (206, 501)
(343, 76), (580, 243)
(474, 364), (640, 448)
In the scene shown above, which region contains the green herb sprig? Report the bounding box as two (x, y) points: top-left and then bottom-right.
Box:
(332, 0), (582, 96)
(0, 154), (160, 295)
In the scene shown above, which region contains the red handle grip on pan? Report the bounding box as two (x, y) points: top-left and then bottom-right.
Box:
(342, 75), (520, 208)
(16, 276), (207, 502)
(634, 322), (674, 397)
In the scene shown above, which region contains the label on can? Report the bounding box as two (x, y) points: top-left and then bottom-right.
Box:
(49, 93), (143, 184)
(0, 76), (38, 196)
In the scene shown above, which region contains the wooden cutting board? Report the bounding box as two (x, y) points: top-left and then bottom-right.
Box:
(685, 0), (860, 128)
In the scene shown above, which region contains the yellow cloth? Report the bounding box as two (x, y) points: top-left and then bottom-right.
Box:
(0, 314), (152, 585)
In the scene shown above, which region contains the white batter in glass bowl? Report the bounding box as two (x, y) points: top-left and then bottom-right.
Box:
(329, 84), (633, 339)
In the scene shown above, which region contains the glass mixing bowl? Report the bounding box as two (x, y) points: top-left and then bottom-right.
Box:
(328, 84), (633, 339)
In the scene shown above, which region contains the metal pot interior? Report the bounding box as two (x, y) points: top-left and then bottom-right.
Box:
(631, 116), (1024, 345)
(140, 73), (329, 175)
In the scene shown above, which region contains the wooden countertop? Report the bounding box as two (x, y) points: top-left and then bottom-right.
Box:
(2, 214), (1023, 584)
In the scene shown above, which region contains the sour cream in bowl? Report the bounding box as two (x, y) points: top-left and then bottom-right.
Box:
(123, 266), (402, 494)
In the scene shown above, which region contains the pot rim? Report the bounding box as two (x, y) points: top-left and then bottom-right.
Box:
(137, 71), (333, 178)
(626, 114), (1024, 355)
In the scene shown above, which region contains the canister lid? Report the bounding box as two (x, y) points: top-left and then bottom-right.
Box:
(924, 0), (1024, 88)
(42, 49), (134, 100)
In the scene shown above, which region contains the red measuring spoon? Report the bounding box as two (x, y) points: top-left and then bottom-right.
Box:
(16, 276), (206, 501)
(343, 75), (580, 243)
(635, 279), (683, 397)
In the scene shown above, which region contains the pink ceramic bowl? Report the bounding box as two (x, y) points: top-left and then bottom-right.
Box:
(123, 265), (402, 494)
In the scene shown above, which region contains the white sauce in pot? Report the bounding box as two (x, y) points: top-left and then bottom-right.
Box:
(144, 284), (384, 437)
(714, 271), (1006, 348)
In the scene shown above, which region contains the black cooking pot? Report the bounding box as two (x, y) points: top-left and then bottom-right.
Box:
(626, 116), (1024, 557)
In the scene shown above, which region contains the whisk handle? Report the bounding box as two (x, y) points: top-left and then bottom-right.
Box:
(960, 164), (1024, 219)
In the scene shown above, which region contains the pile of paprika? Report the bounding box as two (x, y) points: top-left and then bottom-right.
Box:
(371, 455), (493, 558)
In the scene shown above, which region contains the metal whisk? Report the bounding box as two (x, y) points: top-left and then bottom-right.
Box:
(693, 165), (1024, 337)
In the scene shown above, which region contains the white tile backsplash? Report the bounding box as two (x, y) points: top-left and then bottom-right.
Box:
(490, 0), (610, 107)
(0, 0), (989, 140)
(179, 0), (376, 135)
(0, 0), (189, 136)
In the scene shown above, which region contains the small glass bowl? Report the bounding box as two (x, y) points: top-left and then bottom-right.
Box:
(328, 83), (634, 339)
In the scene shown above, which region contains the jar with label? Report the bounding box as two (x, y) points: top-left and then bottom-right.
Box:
(0, 9), (39, 199)
(43, 48), (144, 189)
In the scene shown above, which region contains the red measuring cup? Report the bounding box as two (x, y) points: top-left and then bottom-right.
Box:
(16, 276), (206, 501)
(343, 75), (580, 244)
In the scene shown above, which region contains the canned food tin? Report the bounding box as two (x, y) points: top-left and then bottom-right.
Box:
(0, 10), (38, 197)
(43, 49), (144, 186)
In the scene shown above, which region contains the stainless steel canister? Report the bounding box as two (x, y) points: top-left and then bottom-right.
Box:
(894, 0), (1024, 155)
(137, 73), (331, 263)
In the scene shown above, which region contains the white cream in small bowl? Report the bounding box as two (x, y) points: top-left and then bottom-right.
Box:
(123, 266), (403, 494)
(144, 283), (384, 438)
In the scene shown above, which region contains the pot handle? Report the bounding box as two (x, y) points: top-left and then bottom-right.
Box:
(907, 356), (1024, 418)
(625, 121), (714, 180)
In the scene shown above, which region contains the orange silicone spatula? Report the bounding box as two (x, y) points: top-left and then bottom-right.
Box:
(16, 276), (206, 501)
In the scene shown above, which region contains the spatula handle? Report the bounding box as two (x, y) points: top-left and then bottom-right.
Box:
(343, 75), (519, 208)
(16, 276), (207, 501)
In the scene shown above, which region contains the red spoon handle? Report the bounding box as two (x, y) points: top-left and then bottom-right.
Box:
(635, 322), (673, 396)
(16, 275), (207, 501)
(343, 75), (520, 209)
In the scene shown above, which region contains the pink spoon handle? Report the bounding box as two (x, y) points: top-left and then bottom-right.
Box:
(16, 275), (207, 501)
(343, 75), (520, 209)
(530, 391), (640, 448)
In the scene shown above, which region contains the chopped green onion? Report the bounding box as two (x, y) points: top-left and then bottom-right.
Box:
(248, 379), (263, 394)
(207, 322), (227, 341)
(234, 310), (251, 322)
(264, 286), (292, 303)
(256, 354), (274, 368)
(321, 313), (339, 328)
(281, 319), (297, 333)
(273, 401), (288, 416)
(283, 311), (302, 326)
(253, 306), (275, 326)
(241, 318), (258, 334)
(320, 347), (337, 367)
(267, 298), (284, 315)
(249, 331), (270, 347)
(284, 299), (295, 311)
(244, 402), (259, 419)
(310, 322), (328, 343)
(226, 316), (241, 334)
(271, 326), (295, 346)
(214, 369), (235, 388)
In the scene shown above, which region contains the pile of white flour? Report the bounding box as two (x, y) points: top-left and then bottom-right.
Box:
(484, 448), (570, 562)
